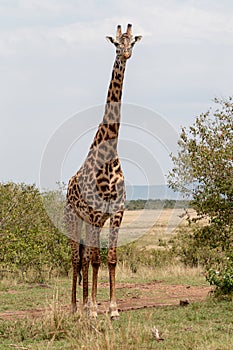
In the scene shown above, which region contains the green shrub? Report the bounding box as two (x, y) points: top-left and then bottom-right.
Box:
(0, 182), (70, 281)
(206, 255), (233, 296)
(172, 223), (232, 266)
(172, 223), (233, 296)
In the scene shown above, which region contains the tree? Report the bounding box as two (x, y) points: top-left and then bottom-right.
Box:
(168, 97), (233, 295)
(168, 97), (233, 226)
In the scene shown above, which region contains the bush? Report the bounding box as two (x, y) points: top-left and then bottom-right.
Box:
(172, 223), (233, 296)
(206, 255), (233, 296)
(172, 224), (232, 267)
(0, 182), (71, 281)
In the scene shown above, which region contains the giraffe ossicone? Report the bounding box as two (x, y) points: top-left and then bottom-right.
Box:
(65, 23), (142, 319)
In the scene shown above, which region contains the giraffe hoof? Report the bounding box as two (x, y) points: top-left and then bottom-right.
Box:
(110, 309), (120, 320)
(71, 303), (77, 314)
(90, 310), (98, 318)
(109, 301), (119, 319)
(109, 306), (120, 320)
(86, 302), (98, 318)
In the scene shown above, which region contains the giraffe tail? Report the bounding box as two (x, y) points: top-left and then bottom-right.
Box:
(78, 240), (84, 285)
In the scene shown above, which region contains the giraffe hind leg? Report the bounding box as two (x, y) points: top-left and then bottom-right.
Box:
(65, 207), (83, 313)
(78, 240), (84, 285)
(108, 211), (124, 319)
(90, 227), (101, 318)
(81, 223), (101, 318)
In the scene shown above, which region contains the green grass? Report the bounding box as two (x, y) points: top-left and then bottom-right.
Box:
(0, 278), (71, 313)
(1, 264), (230, 349)
(0, 263), (229, 350)
(0, 264), (206, 313)
(0, 299), (232, 349)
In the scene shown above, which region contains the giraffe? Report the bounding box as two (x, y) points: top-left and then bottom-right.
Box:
(65, 23), (142, 319)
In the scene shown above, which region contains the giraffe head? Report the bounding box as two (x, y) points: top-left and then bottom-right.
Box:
(106, 24), (142, 60)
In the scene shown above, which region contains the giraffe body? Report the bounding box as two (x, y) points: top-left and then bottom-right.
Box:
(65, 24), (141, 318)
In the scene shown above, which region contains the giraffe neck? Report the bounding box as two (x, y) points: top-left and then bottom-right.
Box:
(90, 56), (127, 153)
(106, 55), (126, 105)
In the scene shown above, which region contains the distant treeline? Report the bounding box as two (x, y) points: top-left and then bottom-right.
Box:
(125, 199), (190, 210)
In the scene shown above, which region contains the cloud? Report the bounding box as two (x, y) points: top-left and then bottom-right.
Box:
(0, 23), (98, 56)
(129, 2), (233, 45)
(1, 0), (232, 59)
(1, 0), (233, 185)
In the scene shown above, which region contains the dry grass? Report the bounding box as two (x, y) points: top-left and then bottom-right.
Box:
(97, 260), (206, 287)
(109, 208), (207, 249)
(1, 293), (232, 350)
(101, 208), (194, 248)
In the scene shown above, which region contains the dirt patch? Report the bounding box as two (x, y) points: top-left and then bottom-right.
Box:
(98, 281), (212, 313)
(0, 281), (212, 321)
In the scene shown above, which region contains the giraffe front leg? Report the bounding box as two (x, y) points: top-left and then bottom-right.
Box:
(71, 240), (81, 313)
(90, 260), (100, 318)
(108, 212), (123, 319)
(90, 227), (101, 318)
(108, 248), (119, 319)
(81, 249), (90, 315)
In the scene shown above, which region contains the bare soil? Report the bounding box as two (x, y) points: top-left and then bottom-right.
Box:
(0, 281), (212, 321)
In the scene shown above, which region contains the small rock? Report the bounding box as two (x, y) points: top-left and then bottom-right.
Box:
(180, 299), (189, 307)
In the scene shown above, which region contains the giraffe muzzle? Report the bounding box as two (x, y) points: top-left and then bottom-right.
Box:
(123, 51), (131, 59)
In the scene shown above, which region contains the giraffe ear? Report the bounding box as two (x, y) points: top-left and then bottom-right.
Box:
(135, 35), (142, 43)
(131, 35), (142, 47)
(106, 36), (119, 47)
(106, 36), (114, 43)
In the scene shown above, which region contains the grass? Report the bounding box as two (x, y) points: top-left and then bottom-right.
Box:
(0, 278), (70, 313)
(0, 263), (224, 350)
(0, 264), (206, 313)
(0, 299), (232, 349)
(0, 264), (231, 350)
(102, 208), (193, 248)
(116, 263), (206, 286)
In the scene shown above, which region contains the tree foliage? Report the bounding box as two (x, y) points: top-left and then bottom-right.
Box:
(168, 97), (233, 225)
(0, 182), (70, 281)
(168, 97), (233, 295)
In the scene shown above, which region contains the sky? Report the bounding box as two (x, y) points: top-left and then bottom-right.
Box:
(1, 0), (233, 188)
